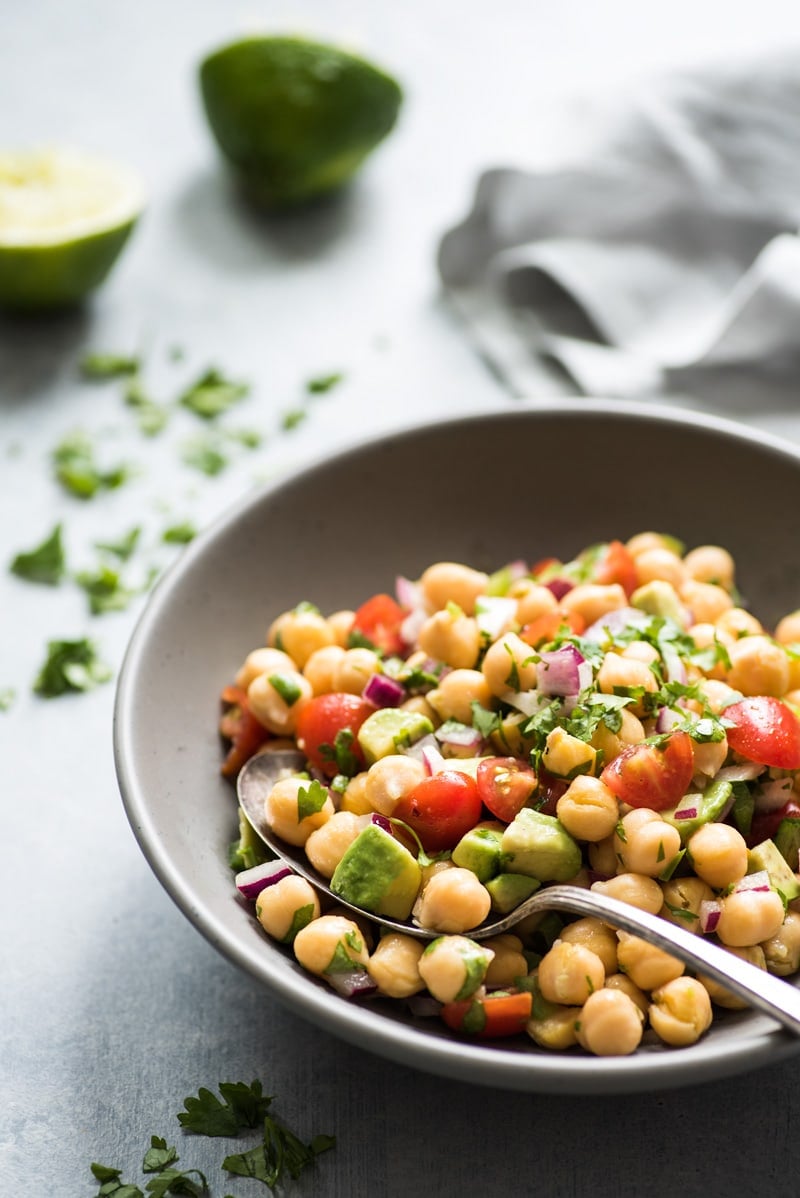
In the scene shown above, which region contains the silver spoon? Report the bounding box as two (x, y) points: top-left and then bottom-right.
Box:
(237, 750), (800, 1036)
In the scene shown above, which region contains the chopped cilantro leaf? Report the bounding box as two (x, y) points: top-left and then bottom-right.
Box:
(125, 379), (170, 436)
(179, 368), (250, 420)
(296, 779), (329, 821)
(664, 902), (699, 924)
(95, 527), (142, 561)
(76, 564), (138, 615)
(281, 408), (307, 431)
(80, 352), (140, 379)
(471, 702), (502, 739)
(268, 672), (302, 706)
(10, 523), (66, 585)
(142, 1138), (179, 1173)
(306, 371), (343, 394)
(223, 1115), (334, 1189)
(181, 434), (229, 476)
(318, 728), (360, 777)
(162, 522), (197, 545)
(34, 638), (112, 697)
(178, 1081), (272, 1136)
(52, 431), (132, 499)
(0, 687), (15, 712)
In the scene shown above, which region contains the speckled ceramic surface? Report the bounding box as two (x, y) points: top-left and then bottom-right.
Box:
(114, 400), (800, 1093)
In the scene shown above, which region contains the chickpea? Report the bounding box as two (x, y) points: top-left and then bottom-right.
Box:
(687, 624), (733, 681)
(327, 609), (355, 647)
(576, 988), (644, 1056)
(415, 868), (491, 933)
(304, 810), (363, 878)
(626, 532), (675, 559)
(588, 835), (620, 878)
(593, 873), (667, 917)
(596, 652), (658, 714)
(776, 610), (800, 646)
(696, 678), (743, 714)
(417, 608), (481, 670)
(621, 640), (660, 665)
(634, 547), (687, 591)
(683, 544), (735, 589)
(616, 932), (684, 990)
(235, 646), (298, 690)
(514, 581), (558, 626)
(400, 695), (440, 724)
(590, 707), (645, 764)
(561, 583), (627, 626)
(264, 775), (334, 846)
(616, 811), (682, 879)
(483, 934), (529, 989)
(367, 933), (426, 998)
(293, 914), (369, 978)
(337, 772), (371, 816)
(716, 607), (763, 639)
(271, 608), (335, 668)
(691, 736), (729, 781)
(481, 632), (538, 698)
(255, 875), (320, 943)
(527, 1005), (583, 1051)
(537, 940), (605, 1006)
(715, 887), (786, 947)
(649, 977), (713, 1047)
(332, 647), (383, 695)
(559, 917), (618, 974)
(680, 579), (734, 625)
(556, 775), (619, 842)
(660, 876), (715, 935)
(427, 668), (493, 724)
(420, 562), (489, 616)
(417, 935), (494, 1002)
(363, 754), (427, 816)
(726, 635), (789, 697)
(697, 945), (767, 1009)
(761, 909), (800, 976)
(604, 972), (649, 1018)
(687, 823), (748, 889)
(302, 644), (346, 695)
(248, 670), (312, 736)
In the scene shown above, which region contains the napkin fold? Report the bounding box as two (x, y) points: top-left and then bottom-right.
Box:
(437, 53), (800, 401)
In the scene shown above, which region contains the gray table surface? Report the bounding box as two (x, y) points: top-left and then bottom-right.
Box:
(4, 3), (800, 1195)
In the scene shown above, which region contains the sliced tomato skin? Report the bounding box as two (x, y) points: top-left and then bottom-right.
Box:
(594, 540), (638, 598)
(352, 593), (407, 656)
(477, 757), (538, 823)
(724, 696), (800, 770)
(747, 799), (800, 848)
(295, 693), (374, 777)
(600, 730), (694, 811)
(219, 684), (270, 778)
(393, 770), (483, 852)
(441, 991), (532, 1038)
(520, 609), (586, 648)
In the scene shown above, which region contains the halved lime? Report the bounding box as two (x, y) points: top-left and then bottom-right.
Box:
(199, 36), (403, 208)
(0, 148), (145, 312)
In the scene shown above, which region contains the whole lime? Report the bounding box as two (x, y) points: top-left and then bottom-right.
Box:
(198, 36), (403, 207)
(0, 148), (144, 313)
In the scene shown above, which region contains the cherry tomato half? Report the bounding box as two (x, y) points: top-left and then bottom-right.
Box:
(600, 730), (694, 811)
(520, 609), (586, 648)
(352, 593), (407, 656)
(295, 693), (374, 777)
(724, 696), (800, 770)
(393, 770), (483, 852)
(219, 684), (270, 778)
(477, 757), (538, 823)
(594, 540), (638, 598)
(441, 991), (533, 1038)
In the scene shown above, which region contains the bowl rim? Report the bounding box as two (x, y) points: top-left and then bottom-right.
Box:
(114, 398), (800, 1093)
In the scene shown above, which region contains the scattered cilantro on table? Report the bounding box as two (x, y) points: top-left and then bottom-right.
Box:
(0, 687), (16, 712)
(305, 371), (343, 394)
(95, 527), (142, 561)
(52, 431), (133, 499)
(10, 523), (66, 584)
(179, 369), (250, 421)
(33, 637), (112, 697)
(75, 563), (140, 615)
(162, 521), (197, 545)
(281, 408), (307, 431)
(80, 352), (141, 379)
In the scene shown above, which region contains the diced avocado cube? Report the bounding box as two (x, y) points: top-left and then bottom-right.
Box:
(631, 579), (685, 624)
(357, 707), (433, 764)
(452, 824), (505, 882)
(501, 808), (581, 882)
(748, 839), (800, 902)
(541, 726), (596, 781)
(486, 872), (541, 914)
(663, 779), (732, 844)
(774, 818), (800, 871)
(330, 823), (422, 919)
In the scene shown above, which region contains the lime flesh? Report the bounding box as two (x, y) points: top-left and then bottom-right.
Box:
(199, 36), (403, 207)
(0, 149), (144, 312)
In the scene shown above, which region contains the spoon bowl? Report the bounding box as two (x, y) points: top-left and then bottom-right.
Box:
(236, 751), (800, 1036)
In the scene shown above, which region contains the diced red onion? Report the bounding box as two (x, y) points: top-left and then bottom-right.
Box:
(327, 968), (378, 999)
(655, 706), (683, 733)
(699, 900), (721, 933)
(475, 595), (518, 640)
(368, 812), (393, 835)
(583, 607), (644, 642)
(753, 776), (795, 813)
(735, 871), (771, 892)
(435, 722), (485, 751)
(421, 743), (446, 775)
(362, 672), (406, 708)
(672, 804), (699, 821)
(400, 607), (428, 647)
(506, 689), (552, 718)
(545, 578), (574, 600)
(714, 763), (765, 783)
(401, 732), (440, 763)
(235, 859), (294, 901)
(395, 574), (423, 610)
(406, 994), (442, 1018)
(536, 644), (592, 697)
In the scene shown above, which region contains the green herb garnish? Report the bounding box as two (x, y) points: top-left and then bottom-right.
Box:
(281, 408), (307, 431)
(306, 372), (343, 394)
(268, 672), (302, 707)
(296, 779), (330, 821)
(162, 522), (197, 545)
(80, 352), (140, 379)
(179, 368), (250, 420)
(34, 638), (112, 697)
(10, 523), (66, 584)
(52, 431), (132, 499)
(76, 564), (138, 615)
(95, 527), (142, 562)
(181, 434), (228, 476)
(178, 1081), (272, 1137)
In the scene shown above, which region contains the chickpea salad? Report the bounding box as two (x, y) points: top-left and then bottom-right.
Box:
(218, 533), (800, 1057)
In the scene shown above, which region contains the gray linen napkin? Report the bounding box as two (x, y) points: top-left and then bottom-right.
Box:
(437, 54), (800, 402)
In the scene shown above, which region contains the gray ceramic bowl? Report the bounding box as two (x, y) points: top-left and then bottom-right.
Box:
(114, 400), (800, 1094)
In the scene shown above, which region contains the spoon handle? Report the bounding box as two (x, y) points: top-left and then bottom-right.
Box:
(496, 884), (800, 1037)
